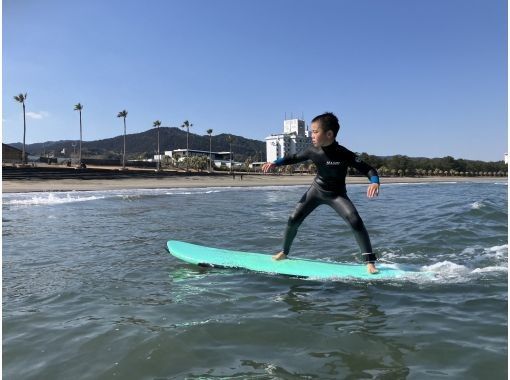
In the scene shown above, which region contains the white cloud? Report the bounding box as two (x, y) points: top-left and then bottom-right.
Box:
(26, 111), (50, 120)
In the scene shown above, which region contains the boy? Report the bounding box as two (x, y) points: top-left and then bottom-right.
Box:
(262, 112), (380, 274)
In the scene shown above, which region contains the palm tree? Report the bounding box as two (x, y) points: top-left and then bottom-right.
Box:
(74, 103), (84, 166)
(206, 128), (213, 172)
(117, 110), (128, 169)
(244, 158), (253, 173)
(13, 93), (28, 164)
(153, 120), (162, 171)
(181, 120), (193, 171)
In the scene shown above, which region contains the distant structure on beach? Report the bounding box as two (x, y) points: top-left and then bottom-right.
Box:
(265, 118), (312, 162)
(2, 144), (26, 164)
(155, 148), (243, 169)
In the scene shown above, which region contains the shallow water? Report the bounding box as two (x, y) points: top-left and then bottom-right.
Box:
(2, 181), (508, 379)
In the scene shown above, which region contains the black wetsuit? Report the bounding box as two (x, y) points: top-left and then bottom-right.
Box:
(274, 141), (379, 263)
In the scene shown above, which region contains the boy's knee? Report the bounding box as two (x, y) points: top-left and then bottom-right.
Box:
(288, 213), (303, 227)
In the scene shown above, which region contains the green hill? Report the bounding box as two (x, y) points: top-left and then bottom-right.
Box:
(9, 127), (267, 162)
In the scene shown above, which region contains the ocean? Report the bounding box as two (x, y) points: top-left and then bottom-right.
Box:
(2, 181), (508, 379)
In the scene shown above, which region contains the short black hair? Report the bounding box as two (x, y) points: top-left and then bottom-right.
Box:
(311, 112), (340, 137)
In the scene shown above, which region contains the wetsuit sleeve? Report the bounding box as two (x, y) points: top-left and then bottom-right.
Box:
(345, 149), (379, 184)
(273, 148), (311, 166)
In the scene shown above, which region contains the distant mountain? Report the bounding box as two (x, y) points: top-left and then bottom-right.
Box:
(8, 127), (267, 162)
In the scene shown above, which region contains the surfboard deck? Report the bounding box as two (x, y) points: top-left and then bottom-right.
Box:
(167, 240), (431, 280)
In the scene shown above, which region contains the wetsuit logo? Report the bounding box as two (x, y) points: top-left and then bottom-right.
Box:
(326, 161), (341, 165)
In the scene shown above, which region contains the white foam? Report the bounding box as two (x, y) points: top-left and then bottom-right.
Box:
(4, 192), (105, 206)
(421, 244), (508, 281)
(379, 182), (432, 186)
(485, 244), (508, 254)
(165, 189), (223, 195)
(472, 266), (508, 273)
(422, 261), (471, 275)
(465, 244), (508, 267)
(379, 250), (423, 261)
(470, 201), (484, 209)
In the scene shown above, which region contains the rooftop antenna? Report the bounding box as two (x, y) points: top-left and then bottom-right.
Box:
(285, 112), (287, 121)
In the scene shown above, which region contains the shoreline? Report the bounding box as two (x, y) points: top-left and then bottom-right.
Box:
(2, 174), (506, 193)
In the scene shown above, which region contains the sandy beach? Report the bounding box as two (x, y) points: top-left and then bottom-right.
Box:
(2, 173), (505, 193)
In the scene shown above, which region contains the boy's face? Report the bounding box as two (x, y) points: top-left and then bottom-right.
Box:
(311, 122), (335, 147)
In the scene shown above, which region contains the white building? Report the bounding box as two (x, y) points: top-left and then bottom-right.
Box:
(265, 118), (312, 162)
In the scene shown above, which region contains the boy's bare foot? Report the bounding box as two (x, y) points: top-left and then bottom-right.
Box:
(367, 262), (378, 274)
(272, 251), (287, 260)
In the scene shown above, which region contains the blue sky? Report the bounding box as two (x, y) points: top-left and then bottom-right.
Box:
(3, 0), (507, 161)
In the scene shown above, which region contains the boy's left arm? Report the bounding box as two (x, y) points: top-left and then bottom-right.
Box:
(347, 152), (380, 198)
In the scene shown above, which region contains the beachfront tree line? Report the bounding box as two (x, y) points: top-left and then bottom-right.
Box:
(273, 154), (507, 177)
(359, 153), (507, 177)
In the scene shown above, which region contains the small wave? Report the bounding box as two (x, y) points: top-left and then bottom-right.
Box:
(378, 250), (423, 262)
(421, 254), (507, 282)
(485, 244), (508, 254)
(471, 266), (508, 273)
(419, 261), (475, 284)
(376, 244), (508, 283)
(165, 189), (223, 195)
(470, 201), (485, 209)
(162, 185), (308, 196)
(4, 193), (105, 206)
(422, 261), (471, 275)
(462, 244), (508, 265)
(170, 318), (219, 328)
(380, 182), (432, 186)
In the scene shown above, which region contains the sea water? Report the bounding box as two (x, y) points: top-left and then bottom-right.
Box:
(2, 181), (507, 379)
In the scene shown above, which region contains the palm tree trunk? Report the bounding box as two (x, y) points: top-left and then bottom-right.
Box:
(209, 135), (212, 172)
(157, 126), (160, 171)
(22, 103), (26, 164)
(79, 110), (83, 165)
(123, 118), (126, 169)
(186, 127), (189, 172)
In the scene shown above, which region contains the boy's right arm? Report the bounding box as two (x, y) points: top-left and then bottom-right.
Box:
(262, 149), (312, 173)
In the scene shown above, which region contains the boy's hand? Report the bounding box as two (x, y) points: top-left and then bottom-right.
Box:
(262, 162), (276, 173)
(367, 183), (379, 198)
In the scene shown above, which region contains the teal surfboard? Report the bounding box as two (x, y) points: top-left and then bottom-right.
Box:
(167, 240), (430, 280)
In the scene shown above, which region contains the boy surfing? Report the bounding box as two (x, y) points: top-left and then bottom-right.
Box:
(262, 112), (380, 274)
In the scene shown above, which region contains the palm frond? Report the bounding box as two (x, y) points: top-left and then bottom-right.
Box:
(14, 93), (27, 103)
